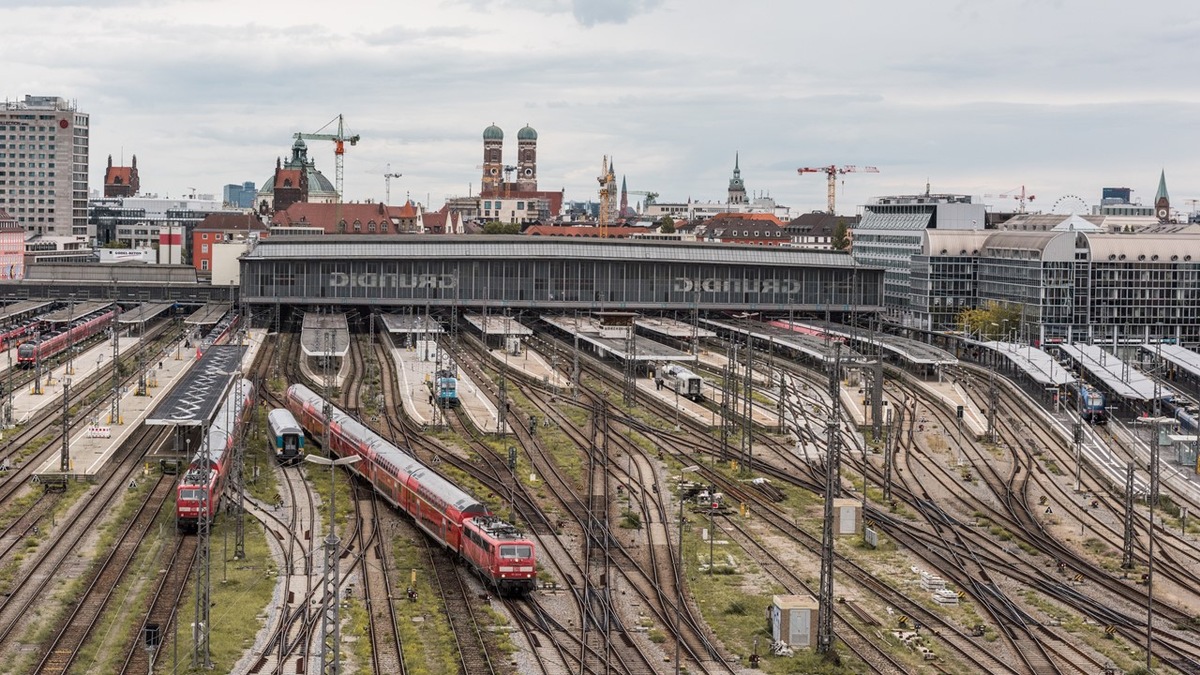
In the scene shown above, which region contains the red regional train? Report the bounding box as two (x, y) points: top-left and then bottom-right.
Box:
(17, 309), (115, 367)
(176, 379), (256, 529)
(0, 316), (46, 351)
(195, 311), (240, 358)
(285, 383), (537, 595)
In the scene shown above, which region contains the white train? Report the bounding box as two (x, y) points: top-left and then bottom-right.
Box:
(657, 363), (704, 401)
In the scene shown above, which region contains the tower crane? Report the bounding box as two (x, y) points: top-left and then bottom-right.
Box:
(983, 186), (1036, 213)
(626, 190), (659, 210)
(797, 165), (879, 215)
(294, 114), (360, 203)
(383, 164), (402, 205)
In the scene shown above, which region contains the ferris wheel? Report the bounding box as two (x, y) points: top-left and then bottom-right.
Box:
(1050, 194), (1090, 215)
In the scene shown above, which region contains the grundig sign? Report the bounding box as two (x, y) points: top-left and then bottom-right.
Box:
(329, 273), (457, 289)
(673, 277), (801, 293)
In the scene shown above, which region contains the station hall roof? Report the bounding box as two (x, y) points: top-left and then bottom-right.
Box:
(185, 303), (231, 326)
(0, 300), (52, 323)
(242, 235), (868, 268)
(701, 318), (864, 364)
(117, 302), (173, 325)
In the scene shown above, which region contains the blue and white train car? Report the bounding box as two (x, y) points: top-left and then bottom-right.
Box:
(433, 368), (459, 408)
(657, 363), (704, 401)
(267, 408), (304, 464)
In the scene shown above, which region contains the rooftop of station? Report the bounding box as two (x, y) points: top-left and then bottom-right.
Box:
(242, 234), (866, 268)
(982, 341), (1076, 387)
(42, 301), (113, 323)
(0, 300), (53, 323)
(700, 317), (864, 364)
(1057, 343), (1173, 401)
(796, 320), (958, 366)
(541, 314), (696, 362)
(636, 316), (717, 339)
(185, 303), (232, 326)
(1143, 344), (1200, 382)
(146, 345), (247, 426)
(301, 312), (350, 357)
(465, 313), (533, 336)
(379, 313), (444, 334)
(117, 302), (174, 325)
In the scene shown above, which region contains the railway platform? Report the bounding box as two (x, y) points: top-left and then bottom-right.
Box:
(387, 336), (499, 431)
(914, 378), (988, 439)
(33, 338), (199, 479)
(485, 343), (571, 392)
(7, 336), (142, 427)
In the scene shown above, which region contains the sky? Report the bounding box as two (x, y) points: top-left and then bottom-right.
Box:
(3, 0), (1199, 216)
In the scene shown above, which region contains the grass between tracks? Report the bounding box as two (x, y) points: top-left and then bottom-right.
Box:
(170, 501), (275, 674)
(1019, 588), (1150, 673)
(0, 480), (87, 598)
(389, 535), (462, 675)
(71, 479), (177, 674)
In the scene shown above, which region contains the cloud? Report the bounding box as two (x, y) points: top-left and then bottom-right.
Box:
(571, 0), (662, 26)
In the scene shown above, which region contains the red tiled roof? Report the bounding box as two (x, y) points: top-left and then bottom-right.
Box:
(271, 202), (419, 233)
(104, 166), (133, 185)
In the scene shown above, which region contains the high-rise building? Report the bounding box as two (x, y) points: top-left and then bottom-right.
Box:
(223, 181), (257, 209)
(0, 95), (89, 238)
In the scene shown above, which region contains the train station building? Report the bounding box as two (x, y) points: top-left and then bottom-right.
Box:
(237, 235), (882, 317)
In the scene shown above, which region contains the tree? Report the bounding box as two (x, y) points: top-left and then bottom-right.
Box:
(957, 301), (1026, 341)
(482, 222), (521, 235)
(831, 220), (850, 251)
(659, 216), (675, 234)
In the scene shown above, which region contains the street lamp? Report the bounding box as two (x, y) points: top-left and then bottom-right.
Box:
(305, 452), (361, 675)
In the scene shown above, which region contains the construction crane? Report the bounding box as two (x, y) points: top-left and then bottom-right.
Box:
(382, 164), (402, 205)
(626, 190), (659, 210)
(597, 156), (616, 235)
(295, 114), (360, 203)
(983, 186), (1036, 213)
(797, 165), (879, 215)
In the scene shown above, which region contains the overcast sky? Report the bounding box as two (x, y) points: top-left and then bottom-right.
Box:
(4, 0), (1198, 215)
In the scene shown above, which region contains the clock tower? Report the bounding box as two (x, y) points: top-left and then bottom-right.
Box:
(482, 124), (504, 193)
(1155, 169), (1170, 223)
(516, 124), (538, 191)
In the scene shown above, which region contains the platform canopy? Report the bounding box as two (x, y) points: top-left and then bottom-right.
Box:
(145, 345), (246, 426)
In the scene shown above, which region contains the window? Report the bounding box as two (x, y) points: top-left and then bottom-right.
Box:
(201, 259), (209, 271)
(201, 233), (208, 240)
(201, 244), (209, 253)
(499, 545), (532, 559)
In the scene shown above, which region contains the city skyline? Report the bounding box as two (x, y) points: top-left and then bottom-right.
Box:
(4, 0), (1197, 214)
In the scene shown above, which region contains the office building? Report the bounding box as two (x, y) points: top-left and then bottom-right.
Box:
(223, 181), (257, 209)
(0, 95), (89, 238)
(849, 191), (986, 325)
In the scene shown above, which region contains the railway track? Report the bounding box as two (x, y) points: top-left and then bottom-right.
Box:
(0, 423), (170, 664)
(33, 471), (176, 674)
(355, 481), (406, 675)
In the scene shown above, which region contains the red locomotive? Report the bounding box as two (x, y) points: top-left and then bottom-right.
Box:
(17, 309), (115, 367)
(285, 383), (537, 595)
(176, 379), (256, 529)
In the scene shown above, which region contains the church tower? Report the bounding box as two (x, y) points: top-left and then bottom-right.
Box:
(1155, 169), (1171, 223)
(516, 124), (538, 191)
(727, 154), (747, 205)
(482, 124), (504, 193)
